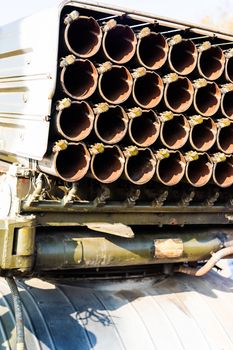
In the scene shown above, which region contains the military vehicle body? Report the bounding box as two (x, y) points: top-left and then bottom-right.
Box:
(1, 1), (233, 349)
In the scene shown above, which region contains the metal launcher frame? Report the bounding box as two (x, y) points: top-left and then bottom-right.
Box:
(1, 1), (233, 277)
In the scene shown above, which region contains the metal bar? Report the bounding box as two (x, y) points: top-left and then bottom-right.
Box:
(34, 211), (233, 227)
(21, 200), (233, 213)
(212, 42), (233, 46)
(160, 29), (183, 35)
(34, 228), (233, 271)
(97, 14), (120, 22)
(188, 35), (210, 40)
(130, 23), (150, 28)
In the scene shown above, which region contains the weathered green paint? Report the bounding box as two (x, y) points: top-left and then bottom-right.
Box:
(34, 211), (233, 226)
(0, 217), (35, 272)
(34, 229), (229, 271)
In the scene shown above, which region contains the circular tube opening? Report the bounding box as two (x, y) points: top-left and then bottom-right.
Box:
(65, 16), (102, 57)
(165, 77), (194, 113)
(221, 91), (233, 119)
(133, 72), (163, 109)
(156, 152), (185, 186)
(125, 149), (155, 185)
(186, 154), (213, 187)
(217, 124), (233, 154)
(99, 66), (133, 104)
(198, 46), (225, 80)
(95, 106), (128, 144)
(91, 147), (124, 183)
(226, 56), (233, 82)
(214, 158), (233, 187)
(169, 39), (197, 75)
(61, 59), (98, 100)
(194, 82), (221, 117)
(129, 110), (160, 147)
(137, 33), (168, 70)
(56, 143), (90, 182)
(103, 25), (137, 64)
(161, 114), (189, 149)
(190, 118), (217, 151)
(58, 102), (94, 141)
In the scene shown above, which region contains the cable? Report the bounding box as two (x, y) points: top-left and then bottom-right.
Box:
(5, 277), (25, 350)
(175, 246), (233, 276)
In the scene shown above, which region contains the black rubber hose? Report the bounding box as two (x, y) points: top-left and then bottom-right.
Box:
(5, 277), (25, 350)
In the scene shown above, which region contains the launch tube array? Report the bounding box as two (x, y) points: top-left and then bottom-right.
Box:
(39, 11), (233, 188)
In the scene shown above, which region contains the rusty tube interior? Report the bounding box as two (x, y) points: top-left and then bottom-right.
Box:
(64, 16), (102, 57)
(156, 151), (185, 186)
(189, 118), (217, 152)
(221, 91), (233, 119)
(160, 114), (189, 149)
(137, 32), (168, 70)
(168, 39), (197, 75)
(225, 56), (233, 82)
(129, 110), (160, 147)
(186, 154), (213, 187)
(57, 101), (94, 141)
(164, 77), (194, 113)
(217, 124), (233, 154)
(103, 24), (137, 64)
(213, 158), (233, 188)
(198, 46), (225, 80)
(133, 72), (163, 109)
(94, 106), (128, 144)
(56, 143), (90, 182)
(125, 149), (155, 185)
(99, 66), (133, 104)
(194, 82), (221, 117)
(61, 59), (98, 100)
(91, 146), (124, 183)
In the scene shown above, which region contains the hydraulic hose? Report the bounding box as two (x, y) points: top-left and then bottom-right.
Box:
(175, 245), (233, 276)
(5, 277), (25, 350)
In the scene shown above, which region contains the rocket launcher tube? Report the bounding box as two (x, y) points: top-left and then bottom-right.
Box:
(63, 13), (102, 58)
(159, 112), (190, 150)
(124, 147), (156, 185)
(60, 58), (98, 100)
(98, 64), (133, 104)
(155, 149), (186, 186)
(90, 144), (125, 183)
(136, 29), (168, 70)
(220, 83), (233, 119)
(189, 116), (217, 152)
(167, 35), (198, 75)
(197, 42), (225, 81)
(212, 154), (233, 188)
(132, 69), (164, 109)
(163, 74), (194, 113)
(193, 79), (221, 117)
(94, 104), (128, 144)
(53, 100), (94, 141)
(102, 21), (137, 64)
(128, 109), (160, 147)
(224, 48), (233, 83)
(216, 119), (233, 154)
(38, 142), (90, 182)
(185, 151), (213, 187)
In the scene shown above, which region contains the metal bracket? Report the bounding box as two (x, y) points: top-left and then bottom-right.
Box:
(179, 190), (195, 207)
(93, 185), (111, 207)
(0, 216), (35, 273)
(203, 190), (220, 207)
(125, 188), (140, 207)
(151, 190), (168, 207)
